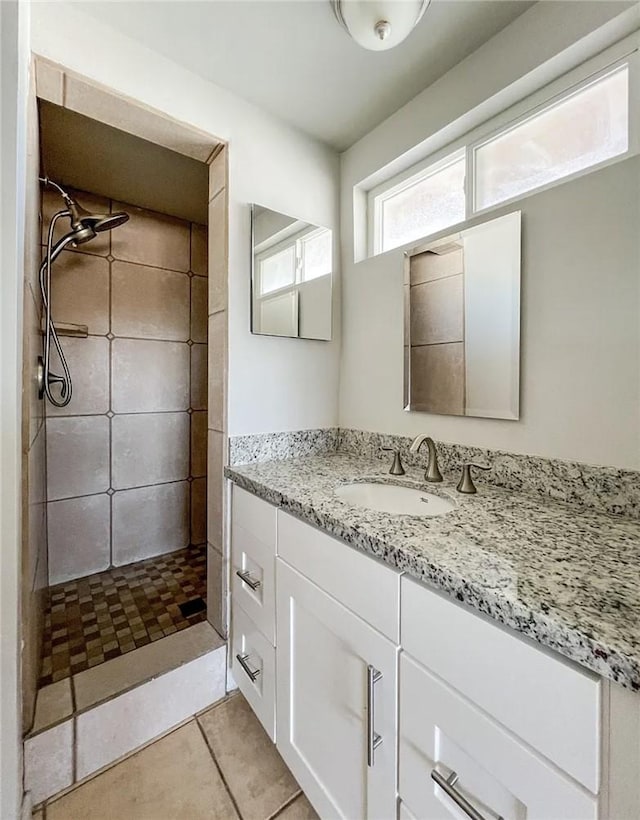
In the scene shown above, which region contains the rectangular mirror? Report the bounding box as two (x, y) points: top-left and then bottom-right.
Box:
(404, 210), (521, 419)
(251, 204), (332, 340)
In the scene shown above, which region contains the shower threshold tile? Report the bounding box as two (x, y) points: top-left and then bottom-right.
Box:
(73, 621), (223, 711)
(39, 544), (207, 687)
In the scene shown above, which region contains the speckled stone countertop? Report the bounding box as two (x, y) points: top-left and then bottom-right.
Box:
(226, 452), (640, 690)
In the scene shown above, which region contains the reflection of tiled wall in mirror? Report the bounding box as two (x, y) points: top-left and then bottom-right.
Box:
(408, 245), (465, 415)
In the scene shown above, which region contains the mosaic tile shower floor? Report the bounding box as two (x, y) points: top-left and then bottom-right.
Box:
(40, 544), (207, 686)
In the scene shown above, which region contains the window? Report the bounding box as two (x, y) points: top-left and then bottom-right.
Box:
(367, 48), (635, 257)
(376, 151), (466, 253)
(474, 65), (629, 211)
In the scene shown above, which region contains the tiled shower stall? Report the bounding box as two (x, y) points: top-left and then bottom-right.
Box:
(42, 187), (209, 584)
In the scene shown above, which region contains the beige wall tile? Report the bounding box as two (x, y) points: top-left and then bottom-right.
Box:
(73, 622), (223, 711)
(21, 583), (44, 736)
(111, 202), (190, 272)
(208, 151), (226, 201)
(207, 431), (224, 551)
(208, 312), (226, 431)
(190, 275), (208, 344)
(190, 223), (207, 276)
(190, 343), (207, 411)
(206, 545), (225, 637)
(198, 695), (298, 818)
(112, 261), (190, 341)
(46, 336), (110, 417)
(74, 652), (226, 781)
(23, 719), (73, 805)
(112, 481), (189, 565)
(410, 342), (465, 415)
(410, 246), (463, 285)
(64, 75), (216, 163)
(50, 721), (236, 820)
(112, 412), (189, 490)
(410, 274), (464, 346)
(112, 339), (189, 413)
(48, 494), (111, 584)
(191, 477), (207, 546)
(208, 191), (227, 314)
(46, 416), (110, 500)
(31, 679), (73, 734)
(42, 187), (111, 256)
(49, 251), (110, 334)
(190, 410), (207, 477)
(35, 59), (64, 105)
(24, 285), (44, 448)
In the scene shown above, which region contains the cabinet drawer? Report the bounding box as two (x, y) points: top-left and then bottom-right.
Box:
(231, 601), (276, 741)
(399, 653), (598, 819)
(231, 522), (275, 644)
(232, 486), (277, 548)
(401, 576), (601, 792)
(277, 510), (401, 642)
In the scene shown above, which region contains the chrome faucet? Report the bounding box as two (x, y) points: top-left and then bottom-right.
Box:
(409, 435), (443, 483)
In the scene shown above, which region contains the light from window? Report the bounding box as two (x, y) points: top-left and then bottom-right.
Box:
(259, 245), (296, 295)
(300, 228), (332, 282)
(379, 153), (466, 253)
(474, 66), (629, 211)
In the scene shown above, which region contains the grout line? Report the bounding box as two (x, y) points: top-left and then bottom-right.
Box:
(194, 716), (245, 820)
(49, 407), (195, 419)
(71, 713), (78, 785)
(267, 790), (303, 820)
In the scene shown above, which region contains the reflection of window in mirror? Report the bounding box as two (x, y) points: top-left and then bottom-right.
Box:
(251, 205), (333, 341)
(404, 211), (521, 420)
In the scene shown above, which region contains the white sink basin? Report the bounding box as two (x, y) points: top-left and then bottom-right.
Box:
(336, 482), (455, 517)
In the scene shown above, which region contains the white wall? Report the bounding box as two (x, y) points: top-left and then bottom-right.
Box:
(340, 3), (640, 470)
(31, 2), (341, 437)
(0, 1), (29, 816)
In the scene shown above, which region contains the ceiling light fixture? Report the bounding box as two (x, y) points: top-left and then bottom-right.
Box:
(331, 0), (430, 52)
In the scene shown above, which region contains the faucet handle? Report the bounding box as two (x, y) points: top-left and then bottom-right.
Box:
(381, 447), (405, 476)
(456, 462), (491, 495)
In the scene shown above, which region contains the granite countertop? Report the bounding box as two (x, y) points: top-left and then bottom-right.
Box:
(225, 452), (640, 690)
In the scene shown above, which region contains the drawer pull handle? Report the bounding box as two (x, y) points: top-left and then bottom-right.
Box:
(236, 653), (261, 682)
(236, 569), (261, 591)
(366, 664), (383, 768)
(431, 770), (504, 820)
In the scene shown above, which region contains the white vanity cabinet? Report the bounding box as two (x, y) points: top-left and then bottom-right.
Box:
(229, 484), (640, 820)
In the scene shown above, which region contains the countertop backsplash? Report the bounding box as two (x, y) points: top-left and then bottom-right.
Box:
(229, 427), (640, 520)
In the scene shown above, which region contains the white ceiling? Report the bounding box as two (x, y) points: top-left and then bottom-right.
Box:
(77, 0), (534, 151)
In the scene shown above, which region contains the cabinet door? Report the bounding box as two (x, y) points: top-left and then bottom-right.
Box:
(276, 559), (397, 820)
(399, 653), (598, 820)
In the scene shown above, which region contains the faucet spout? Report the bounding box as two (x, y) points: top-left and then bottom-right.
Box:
(409, 435), (443, 483)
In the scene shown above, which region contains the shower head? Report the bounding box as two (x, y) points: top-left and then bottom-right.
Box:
(40, 177), (130, 244)
(66, 195), (130, 236)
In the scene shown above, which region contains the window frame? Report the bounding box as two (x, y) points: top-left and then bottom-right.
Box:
(366, 35), (639, 258)
(470, 56), (635, 216)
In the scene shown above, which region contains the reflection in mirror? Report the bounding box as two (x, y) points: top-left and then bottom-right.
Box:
(404, 211), (521, 419)
(251, 205), (332, 340)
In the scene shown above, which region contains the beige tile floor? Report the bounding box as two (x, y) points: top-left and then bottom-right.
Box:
(35, 693), (318, 820)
